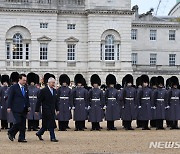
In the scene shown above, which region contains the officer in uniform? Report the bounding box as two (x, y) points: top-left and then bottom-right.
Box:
(71, 74), (89, 131)
(136, 76), (142, 128)
(105, 74), (120, 130)
(150, 77), (158, 128)
(88, 74), (104, 131)
(57, 74), (72, 131)
(167, 76), (180, 129)
(27, 72), (41, 131)
(137, 74), (152, 130)
(0, 75), (10, 129)
(152, 76), (167, 130)
(121, 74), (137, 130)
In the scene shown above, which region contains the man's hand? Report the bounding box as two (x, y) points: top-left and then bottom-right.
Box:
(7, 108), (11, 113)
(56, 111), (60, 115)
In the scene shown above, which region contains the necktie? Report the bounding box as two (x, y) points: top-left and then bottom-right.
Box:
(21, 86), (25, 96)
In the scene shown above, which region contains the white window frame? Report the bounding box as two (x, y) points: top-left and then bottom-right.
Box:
(132, 53), (137, 65)
(40, 23), (48, 29)
(150, 53), (157, 66)
(67, 44), (76, 61)
(150, 30), (157, 41)
(67, 24), (76, 30)
(40, 43), (48, 61)
(131, 29), (137, 40)
(169, 30), (176, 41)
(169, 54), (176, 66)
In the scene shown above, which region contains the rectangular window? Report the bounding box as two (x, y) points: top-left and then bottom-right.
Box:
(131, 29), (137, 40)
(26, 44), (29, 60)
(150, 53), (157, 66)
(100, 44), (103, 61)
(67, 44), (75, 61)
(132, 53), (137, 65)
(169, 30), (176, 40)
(6, 43), (10, 60)
(40, 23), (48, 29)
(40, 43), (48, 60)
(67, 24), (76, 30)
(169, 54), (176, 66)
(150, 30), (157, 40)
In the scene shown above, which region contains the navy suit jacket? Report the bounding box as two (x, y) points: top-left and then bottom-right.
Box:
(8, 84), (30, 113)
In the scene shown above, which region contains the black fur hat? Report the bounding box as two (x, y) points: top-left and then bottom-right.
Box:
(124, 74), (133, 85)
(27, 72), (37, 85)
(150, 76), (157, 87)
(59, 74), (70, 86)
(136, 77), (142, 87)
(141, 74), (149, 84)
(10, 72), (19, 83)
(35, 74), (39, 84)
(1, 75), (10, 85)
(74, 74), (84, 85)
(106, 74), (116, 86)
(90, 74), (101, 86)
(170, 76), (179, 87)
(157, 76), (164, 86)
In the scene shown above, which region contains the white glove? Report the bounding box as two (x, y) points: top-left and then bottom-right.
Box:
(165, 106), (170, 109)
(1, 106), (3, 109)
(103, 105), (107, 110)
(72, 107), (75, 110)
(122, 106), (125, 109)
(69, 107), (71, 110)
(151, 106), (156, 109)
(138, 106), (142, 109)
(88, 106), (91, 110)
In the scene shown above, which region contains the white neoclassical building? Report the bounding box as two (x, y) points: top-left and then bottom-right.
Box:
(0, 0), (179, 83)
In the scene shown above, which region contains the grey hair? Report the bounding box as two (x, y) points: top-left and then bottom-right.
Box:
(48, 77), (56, 83)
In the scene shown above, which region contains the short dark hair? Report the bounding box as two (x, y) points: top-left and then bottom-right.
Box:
(19, 74), (26, 79)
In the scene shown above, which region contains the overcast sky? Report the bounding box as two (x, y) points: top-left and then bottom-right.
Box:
(131, 0), (176, 16)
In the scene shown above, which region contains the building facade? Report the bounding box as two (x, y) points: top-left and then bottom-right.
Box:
(0, 0), (179, 84)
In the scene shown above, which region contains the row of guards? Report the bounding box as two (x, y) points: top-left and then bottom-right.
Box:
(0, 72), (180, 131)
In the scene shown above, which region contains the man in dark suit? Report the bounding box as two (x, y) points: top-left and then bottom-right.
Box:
(35, 77), (59, 142)
(7, 74), (30, 142)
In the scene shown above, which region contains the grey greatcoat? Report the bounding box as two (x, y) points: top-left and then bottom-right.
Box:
(71, 87), (89, 121)
(152, 88), (167, 120)
(27, 85), (41, 120)
(88, 88), (104, 122)
(0, 86), (9, 120)
(121, 86), (137, 121)
(104, 87), (120, 121)
(56, 86), (72, 121)
(137, 87), (152, 120)
(166, 88), (180, 120)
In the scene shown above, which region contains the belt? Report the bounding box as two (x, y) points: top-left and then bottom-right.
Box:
(60, 97), (69, 99)
(125, 98), (134, 101)
(157, 99), (164, 101)
(141, 97), (150, 100)
(108, 98), (116, 100)
(171, 97), (179, 100)
(75, 98), (84, 100)
(91, 99), (100, 101)
(29, 96), (37, 99)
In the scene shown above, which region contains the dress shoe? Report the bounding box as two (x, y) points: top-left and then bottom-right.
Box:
(51, 139), (58, 142)
(18, 139), (27, 143)
(111, 127), (117, 130)
(36, 133), (43, 141)
(7, 132), (14, 141)
(128, 127), (134, 130)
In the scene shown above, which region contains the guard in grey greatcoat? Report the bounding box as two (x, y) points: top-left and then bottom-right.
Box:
(121, 74), (137, 130)
(27, 73), (41, 131)
(88, 74), (104, 131)
(136, 76), (142, 128)
(57, 74), (72, 131)
(71, 74), (89, 131)
(165, 78), (173, 127)
(105, 74), (120, 130)
(167, 76), (180, 129)
(150, 77), (158, 128)
(0, 75), (10, 129)
(137, 74), (152, 130)
(7, 72), (19, 128)
(152, 76), (167, 130)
